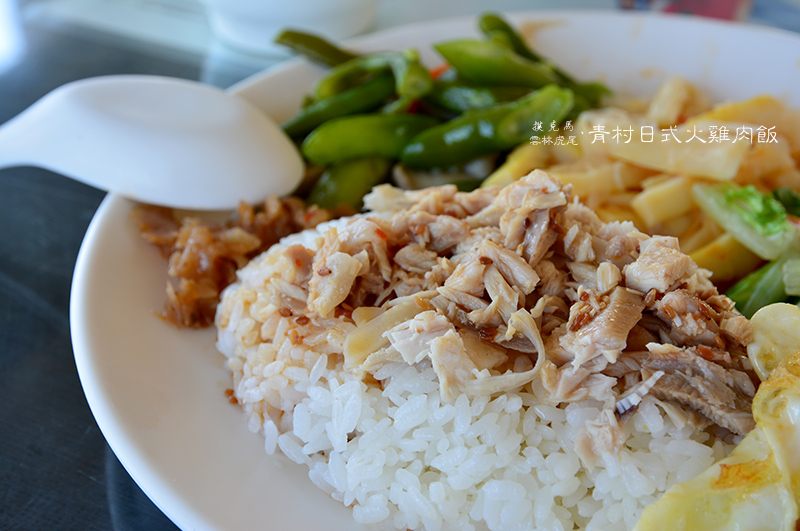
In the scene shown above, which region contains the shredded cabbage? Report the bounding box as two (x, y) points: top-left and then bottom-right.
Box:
(692, 183), (794, 260)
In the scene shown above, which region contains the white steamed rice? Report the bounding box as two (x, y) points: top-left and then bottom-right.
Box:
(216, 244), (734, 531)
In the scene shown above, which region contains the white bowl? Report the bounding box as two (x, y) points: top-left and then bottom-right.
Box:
(203, 0), (377, 55)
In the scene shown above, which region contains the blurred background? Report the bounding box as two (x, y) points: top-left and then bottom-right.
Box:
(12, 0), (800, 88)
(1, 0), (800, 530)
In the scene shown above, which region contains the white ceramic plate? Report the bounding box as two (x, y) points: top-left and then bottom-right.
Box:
(71, 11), (800, 531)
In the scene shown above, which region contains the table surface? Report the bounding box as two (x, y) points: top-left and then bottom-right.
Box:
(2, 0), (799, 529)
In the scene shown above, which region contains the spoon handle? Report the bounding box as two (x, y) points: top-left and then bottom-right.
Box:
(0, 109), (39, 169)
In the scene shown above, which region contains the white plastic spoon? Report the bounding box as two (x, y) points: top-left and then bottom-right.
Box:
(0, 75), (304, 210)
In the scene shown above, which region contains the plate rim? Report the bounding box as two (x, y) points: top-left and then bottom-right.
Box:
(231, 8), (800, 99)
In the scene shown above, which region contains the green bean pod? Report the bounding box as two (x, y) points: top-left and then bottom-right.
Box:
(477, 12), (577, 88)
(282, 74), (395, 138)
(572, 81), (612, 109)
(426, 81), (531, 113)
(774, 187), (800, 217)
(389, 50), (434, 99)
(400, 104), (514, 169)
(274, 29), (358, 67)
(381, 96), (416, 115)
(497, 85), (573, 145)
(433, 39), (559, 89)
(476, 13), (611, 108)
(301, 114), (439, 165)
(477, 13), (543, 62)
(401, 85), (573, 169)
(312, 50), (433, 100)
(307, 157), (392, 210)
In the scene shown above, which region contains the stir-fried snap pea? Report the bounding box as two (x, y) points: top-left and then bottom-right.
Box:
(426, 81), (531, 113)
(476, 13), (611, 108)
(774, 187), (800, 217)
(284, 12), (609, 200)
(573, 81), (611, 108)
(484, 29), (515, 52)
(400, 104), (512, 169)
(301, 114), (439, 165)
(307, 157), (392, 210)
(433, 39), (559, 89)
(401, 85), (573, 169)
(381, 96), (416, 115)
(281, 74), (395, 138)
(312, 50), (433, 100)
(389, 50), (434, 99)
(497, 85), (573, 145)
(274, 29), (358, 67)
(477, 13), (544, 63)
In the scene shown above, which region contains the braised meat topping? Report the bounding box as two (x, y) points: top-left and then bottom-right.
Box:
(216, 172), (754, 463)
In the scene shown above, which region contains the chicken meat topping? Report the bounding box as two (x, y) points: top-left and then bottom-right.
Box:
(134, 196), (348, 328)
(218, 171), (756, 466)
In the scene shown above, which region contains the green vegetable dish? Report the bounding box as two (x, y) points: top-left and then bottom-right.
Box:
(276, 12), (610, 209)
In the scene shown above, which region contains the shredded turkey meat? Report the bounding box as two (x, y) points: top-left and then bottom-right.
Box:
(215, 170), (757, 467)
